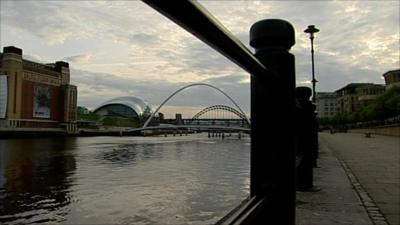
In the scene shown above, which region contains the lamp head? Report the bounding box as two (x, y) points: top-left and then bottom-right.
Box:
(304, 25), (319, 39)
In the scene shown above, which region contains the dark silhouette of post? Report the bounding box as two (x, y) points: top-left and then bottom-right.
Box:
(295, 86), (317, 190)
(250, 19), (296, 224)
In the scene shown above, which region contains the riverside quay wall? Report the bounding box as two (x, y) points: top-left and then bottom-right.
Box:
(349, 124), (400, 137)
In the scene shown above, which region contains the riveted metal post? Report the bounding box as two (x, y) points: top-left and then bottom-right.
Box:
(250, 19), (296, 224)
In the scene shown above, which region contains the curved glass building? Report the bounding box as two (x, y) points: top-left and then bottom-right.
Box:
(93, 96), (152, 120)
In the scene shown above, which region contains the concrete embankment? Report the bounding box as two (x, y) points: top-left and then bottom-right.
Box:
(348, 125), (400, 137)
(0, 127), (143, 138)
(0, 127), (68, 138)
(0, 127), (187, 138)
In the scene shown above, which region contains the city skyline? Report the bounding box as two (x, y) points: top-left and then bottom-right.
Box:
(1, 1), (399, 118)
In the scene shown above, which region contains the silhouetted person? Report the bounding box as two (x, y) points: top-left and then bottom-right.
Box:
(295, 87), (318, 191)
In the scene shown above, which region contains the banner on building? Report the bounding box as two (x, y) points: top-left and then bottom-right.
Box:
(33, 86), (51, 118)
(0, 75), (7, 119)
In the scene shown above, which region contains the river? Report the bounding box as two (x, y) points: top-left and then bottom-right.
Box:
(0, 133), (250, 224)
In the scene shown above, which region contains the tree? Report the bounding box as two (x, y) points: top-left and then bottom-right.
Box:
(369, 86), (400, 120)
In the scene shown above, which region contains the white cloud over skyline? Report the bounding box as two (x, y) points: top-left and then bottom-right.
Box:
(1, 1), (399, 118)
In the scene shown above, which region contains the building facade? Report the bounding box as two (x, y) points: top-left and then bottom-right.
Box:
(316, 92), (338, 118)
(0, 46), (77, 132)
(335, 83), (385, 114)
(356, 84), (386, 108)
(383, 69), (400, 89)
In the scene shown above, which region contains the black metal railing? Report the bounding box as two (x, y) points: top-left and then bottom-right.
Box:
(142, 1), (297, 224)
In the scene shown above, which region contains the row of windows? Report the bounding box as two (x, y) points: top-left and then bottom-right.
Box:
(323, 102), (336, 107)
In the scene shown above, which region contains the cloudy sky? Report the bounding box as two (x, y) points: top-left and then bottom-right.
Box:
(1, 1), (399, 118)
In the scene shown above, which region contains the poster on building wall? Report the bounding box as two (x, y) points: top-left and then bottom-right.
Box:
(33, 86), (51, 118)
(0, 75), (7, 119)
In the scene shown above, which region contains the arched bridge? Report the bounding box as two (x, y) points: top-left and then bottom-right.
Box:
(138, 83), (250, 134)
(143, 83), (250, 128)
(185, 104), (250, 128)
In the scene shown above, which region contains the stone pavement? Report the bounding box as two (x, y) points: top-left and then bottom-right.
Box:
(319, 132), (399, 225)
(296, 133), (373, 225)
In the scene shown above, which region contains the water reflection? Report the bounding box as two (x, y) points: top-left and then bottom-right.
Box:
(0, 138), (77, 224)
(102, 145), (138, 164)
(0, 135), (250, 225)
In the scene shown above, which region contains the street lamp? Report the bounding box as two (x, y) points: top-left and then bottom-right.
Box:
(304, 25), (319, 103)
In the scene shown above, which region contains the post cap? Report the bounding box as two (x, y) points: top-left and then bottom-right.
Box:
(250, 19), (295, 50)
(295, 86), (312, 100)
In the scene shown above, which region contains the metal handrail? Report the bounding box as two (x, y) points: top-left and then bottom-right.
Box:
(141, 1), (296, 224)
(142, 0), (270, 77)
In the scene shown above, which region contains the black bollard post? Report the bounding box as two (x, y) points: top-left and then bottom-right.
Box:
(295, 87), (317, 190)
(312, 111), (319, 167)
(250, 19), (296, 224)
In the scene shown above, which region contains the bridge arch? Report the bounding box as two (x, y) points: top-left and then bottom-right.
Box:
(143, 83), (250, 127)
(191, 104), (248, 121)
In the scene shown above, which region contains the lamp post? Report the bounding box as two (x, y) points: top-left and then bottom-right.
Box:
(304, 25), (319, 103)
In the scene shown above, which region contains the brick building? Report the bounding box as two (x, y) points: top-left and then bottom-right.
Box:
(0, 46), (77, 132)
(335, 83), (385, 114)
(383, 69), (400, 89)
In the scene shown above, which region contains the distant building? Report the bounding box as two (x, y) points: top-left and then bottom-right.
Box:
(77, 106), (90, 115)
(0, 46), (77, 132)
(316, 92), (338, 118)
(383, 69), (400, 89)
(175, 113), (183, 125)
(335, 83), (385, 114)
(93, 96), (152, 121)
(356, 84), (385, 108)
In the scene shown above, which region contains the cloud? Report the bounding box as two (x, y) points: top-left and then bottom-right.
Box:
(1, 0), (398, 117)
(129, 33), (160, 46)
(22, 54), (47, 63)
(63, 53), (93, 64)
(70, 68), (250, 118)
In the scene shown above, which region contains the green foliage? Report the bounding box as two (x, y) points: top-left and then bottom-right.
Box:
(102, 116), (140, 128)
(78, 112), (99, 121)
(374, 86), (400, 119)
(319, 86), (400, 126)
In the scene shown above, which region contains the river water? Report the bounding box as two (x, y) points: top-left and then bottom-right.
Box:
(0, 134), (250, 224)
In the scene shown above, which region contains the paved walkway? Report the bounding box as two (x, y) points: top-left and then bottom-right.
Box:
(296, 133), (373, 225)
(319, 132), (400, 225)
